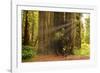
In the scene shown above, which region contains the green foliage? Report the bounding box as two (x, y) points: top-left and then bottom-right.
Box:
(75, 15), (90, 56)
(22, 45), (37, 60)
(54, 28), (65, 40)
(85, 17), (90, 44)
(73, 43), (90, 56)
(81, 16), (90, 44)
(54, 32), (62, 40)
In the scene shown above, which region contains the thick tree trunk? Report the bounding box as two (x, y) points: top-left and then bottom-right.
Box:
(46, 12), (55, 54)
(38, 11), (45, 54)
(65, 13), (74, 54)
(74, 13), (81, 49)
(65, 13), (81, 54)
(54, 12), (64, 27)
(23, 10), (30, 45)
(38, 11), (55, 55)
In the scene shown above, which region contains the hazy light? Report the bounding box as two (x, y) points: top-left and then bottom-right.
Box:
(81, 13), (90, 39)
(81, 14), (90, 31)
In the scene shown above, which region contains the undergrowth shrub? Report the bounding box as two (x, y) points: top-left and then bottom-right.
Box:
(73, 43), (90, 56)
(22, 45), (37, 60)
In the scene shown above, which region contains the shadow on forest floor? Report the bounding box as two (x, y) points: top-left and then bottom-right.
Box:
(22, 55), (90, 62)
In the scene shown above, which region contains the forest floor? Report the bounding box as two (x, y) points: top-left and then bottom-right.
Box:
(22, 55), (89, 62)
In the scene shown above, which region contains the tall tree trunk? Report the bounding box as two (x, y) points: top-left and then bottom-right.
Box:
(54, 12), (64, 27)
(38, 11), (45, 54)
(65, 13), (74, 54)
(45, 12), (54, 54)
(23, 10), (30, 45)
(48, 12), (55, 54)
(32, 12), (34, 44)
(38, 11), (55, 55)
(65, 13), (81, 54)
(74, 13), (81, 49)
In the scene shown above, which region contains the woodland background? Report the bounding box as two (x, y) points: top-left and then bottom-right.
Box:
(22, 10), (90, 62)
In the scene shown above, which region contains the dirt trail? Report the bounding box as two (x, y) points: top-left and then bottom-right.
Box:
(23, 55), (89, 62)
